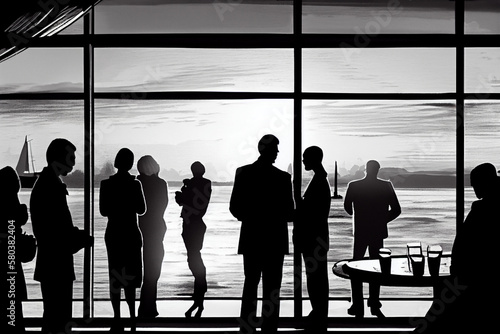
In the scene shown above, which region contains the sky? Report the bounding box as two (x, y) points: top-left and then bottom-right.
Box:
(1, 0), (500, 181)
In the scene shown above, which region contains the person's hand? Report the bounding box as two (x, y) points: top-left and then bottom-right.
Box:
(16, 204), (29, 226)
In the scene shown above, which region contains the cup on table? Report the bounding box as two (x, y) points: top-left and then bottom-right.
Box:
(427, 245), (443, 277)
(379, 248), (392, 274)
(407, 242), (422, 271)
(410, 254), (425, 276)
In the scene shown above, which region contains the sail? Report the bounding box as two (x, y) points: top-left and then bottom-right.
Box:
(15, 137), (30, 175)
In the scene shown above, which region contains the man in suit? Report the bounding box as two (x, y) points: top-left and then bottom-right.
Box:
(343, 160), (401, 318)
(294, 146), (331, 333)
(230, 134), (294, 334)
(30, 138), (93, 334)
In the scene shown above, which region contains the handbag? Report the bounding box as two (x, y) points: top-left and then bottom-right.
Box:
(18, 231), (37, 263)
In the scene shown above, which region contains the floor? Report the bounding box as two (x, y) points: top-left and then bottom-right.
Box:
(21, 299), (431, 333)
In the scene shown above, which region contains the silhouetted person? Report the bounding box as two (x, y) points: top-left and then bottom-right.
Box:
(175, 161), (211, 318)
(100, 148), (146, 332)
(293, 146), (331, 333)
(137, 155), (168, 318)
(230, 134), (294, 334)
(417, 162), (500, 333)
(30, 138), (93, 334)
(1, 166), (30, 333)
(344, 160), (401, 318)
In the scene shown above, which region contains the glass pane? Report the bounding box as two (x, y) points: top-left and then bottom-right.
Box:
(303, 100), (456, 297)
(95, 48), (293, 92)
(93, 99), (294, 308)
(95, 0), (293, 34)
(465, 100), (500, 209)
(465, 0), (500, 34)
(0, 100), (85, 309)
(58, 15), (84, 35)
(303, 48), (455, 93)
(465, 48), (500, 94)
(0, 48), (83, 93)
(303, 0), (455, 34)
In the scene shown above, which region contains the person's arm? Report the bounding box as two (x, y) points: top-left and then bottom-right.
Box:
(343, 183), (354, 215)
(135, 180), (147, 216)
(229, 167), (245, 221)
(284, 173), (295, 222)
(387, 182), (401, 223)
(99, 181), (109, 217)
(161, 180), (169, 213)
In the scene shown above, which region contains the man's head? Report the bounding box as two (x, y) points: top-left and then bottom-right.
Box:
(258, 134), (279, 164)
(470, 162), (498, 199)
(114, 148), (134, 172)
(191, 161), (205, 177)
(365, 160), (380, 178)
(46, 138), (76, 176)
(303, 146), (323, 171)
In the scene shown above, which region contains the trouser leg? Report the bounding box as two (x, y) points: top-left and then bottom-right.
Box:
(261, 253), (284, 334)
(367, 240), (383, 309)
(40, 279), (73, 334)
(303, 244), (329, 329)
(239, 254), (261, 334)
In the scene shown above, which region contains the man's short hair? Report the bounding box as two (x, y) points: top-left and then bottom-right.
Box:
(46, 138), (76, 164)
(258, 134), (279, 154)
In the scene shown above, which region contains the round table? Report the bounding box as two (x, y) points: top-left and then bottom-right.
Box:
(332, 254), (451, 288)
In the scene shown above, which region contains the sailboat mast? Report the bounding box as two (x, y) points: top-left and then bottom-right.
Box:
(28, 138), (36, 173)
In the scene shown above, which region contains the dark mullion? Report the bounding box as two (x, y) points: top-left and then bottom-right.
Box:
(456, 1), (465, 231)
(293, 0), (303, 320)
(27, 33), (500, 49)
(83, 10), (95, 320)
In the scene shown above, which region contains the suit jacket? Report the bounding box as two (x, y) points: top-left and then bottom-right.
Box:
(294, 170), (331, 252)
(229, 158), (294, 255)
(452, 196), (499, 287)
(344, 177), (400, 241)
(30, 167), (85, 282)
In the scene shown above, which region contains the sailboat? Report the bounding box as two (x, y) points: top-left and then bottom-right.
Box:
(15, 136), (39, 188)
(332, 161), (343, 199)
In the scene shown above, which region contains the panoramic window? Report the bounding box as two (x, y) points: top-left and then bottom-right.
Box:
(1, 0), (499, 323)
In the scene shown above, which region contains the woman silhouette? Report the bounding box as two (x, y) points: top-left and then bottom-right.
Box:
(175, 161), (212, 318)
(137, 155), (168, 318)
(99, 148), (146, 332)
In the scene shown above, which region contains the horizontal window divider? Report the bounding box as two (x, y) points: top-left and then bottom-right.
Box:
(0, 92), (83, 100)
(95, 91), (294, 100)
(2, 92), (499, 101)
(25, 34), (500, 49)
(302, 93), (458, 100)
